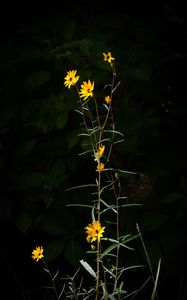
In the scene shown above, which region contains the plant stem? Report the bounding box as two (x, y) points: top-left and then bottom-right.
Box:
(95, 170), (101, 300)
(43, 259), (59, 300)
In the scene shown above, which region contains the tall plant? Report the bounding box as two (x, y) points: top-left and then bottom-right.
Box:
(31, 51), (160, 300)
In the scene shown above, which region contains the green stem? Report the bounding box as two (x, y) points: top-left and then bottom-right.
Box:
(43, 259), (59, 300)
(95, 169), (101, 300)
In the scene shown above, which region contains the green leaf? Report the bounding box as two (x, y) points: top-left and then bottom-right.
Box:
(62, 19), (76, 41)
(140, 211), (168, 232)
(161, 192), (183, 204)
(100, 237), (136, 259)
(18, 171), (47, 188)
(35, 121), (48, 134)
(16, 212), (32, 234)
(43, 215), (68, 236)
(67, 131), (80, 149)
(43, 206), (75, 236)
(127, 65), (151, 82)
(145, 166), (170, 183)
(114, 168), (137, 176)
(45, 239), (65, 262)
(64, 240), (82, 266)
(15, 139), (36, 157)
(94, 59), (111, 71)
(66, 204), (93, 209)
(65, 184), (97, 192)
(139, 240), (162, 267)
(151, 258), (161, 300)
(61, 40), (81, 49)
(56, 112), (69, 129)
(20, 99), (42, 122)
(100, 242), (119, 259)
(79, 259), (97, 278)
(25, 71), (51, 90)
(49, 159), (66, 183)
(79, 39), (93, 56)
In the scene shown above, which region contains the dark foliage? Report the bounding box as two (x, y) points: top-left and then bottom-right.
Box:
(0, 1), (186, 299)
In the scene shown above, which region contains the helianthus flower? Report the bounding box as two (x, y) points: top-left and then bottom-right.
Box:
(94, 144), (105, 162)
(105, 95), (111, 105)
(85, 221), (105, 243)
(103, 52), (115, 64)
(96, 162), (105, 172)
(31, 246), (44, 262)
(64, 70), (79, 89)
(79, 80), (94, 101)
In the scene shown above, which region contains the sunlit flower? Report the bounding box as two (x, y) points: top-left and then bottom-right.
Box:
(64, 70), (79, 89)
(31, 246), (44, 262)
(94, 144), (105, 162)
(96, 162), (105, 172)
(79, 80), (94, 100)
(105, 95), (111, 105)
(103, 52), (115, 64)
(85, 221), (105, 243)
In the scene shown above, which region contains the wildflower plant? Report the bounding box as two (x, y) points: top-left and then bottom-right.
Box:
(31, 51), (160, 299)
(62, 51), (141, 299)
(31, 246), (61, 299)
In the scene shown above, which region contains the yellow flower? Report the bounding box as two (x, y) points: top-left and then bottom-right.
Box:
(103, 52), (115, 64)
(64, 70), (79, 89)
(105, 95), (111, 105)
(98, 144), (105, 157)
(94, 144), (105, 162)
(85, 221), (105, 243)
(96, 162), (105, 172)
(79, 80), (94, 101)
(31, 246), (44, 262)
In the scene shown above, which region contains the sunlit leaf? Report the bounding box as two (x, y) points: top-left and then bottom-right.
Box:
(79, 259), (97, 278)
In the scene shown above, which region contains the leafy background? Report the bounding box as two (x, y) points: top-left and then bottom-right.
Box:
(0, 1), (186, 299)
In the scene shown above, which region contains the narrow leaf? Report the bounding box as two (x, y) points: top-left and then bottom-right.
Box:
(79, 260), (97, 278)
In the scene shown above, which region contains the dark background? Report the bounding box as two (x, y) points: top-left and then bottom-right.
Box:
(0, 1), (186, 299)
